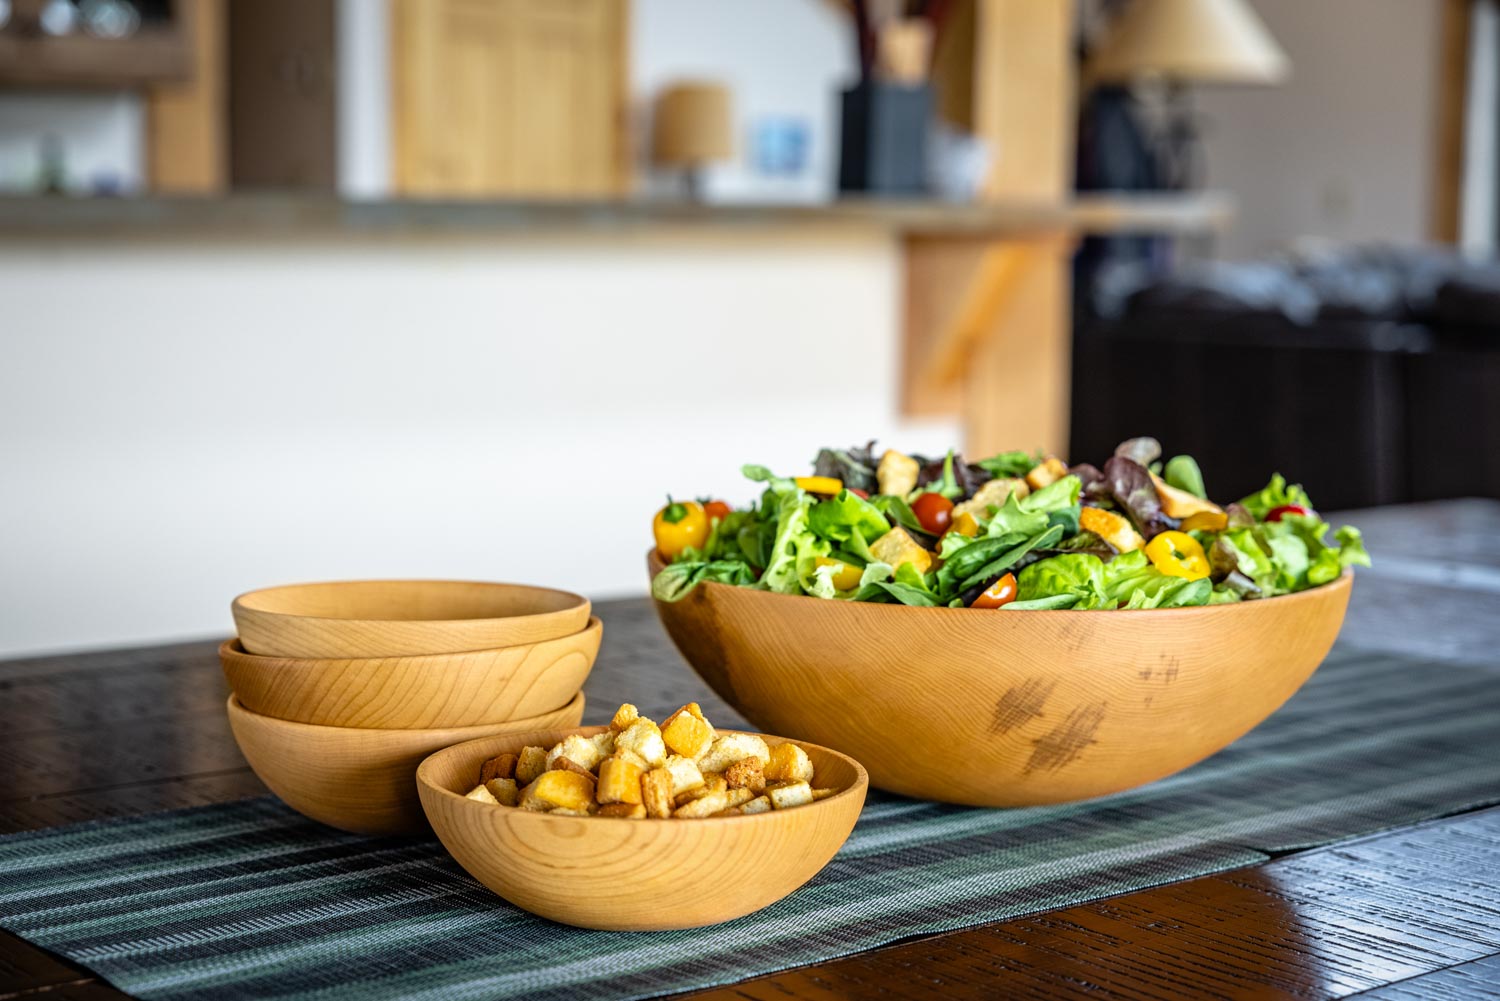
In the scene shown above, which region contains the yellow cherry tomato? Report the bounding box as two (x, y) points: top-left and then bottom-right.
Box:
(953, 511), (980, 538)
(1145, 530), (1211, 580)
(814, 556), (863, 591)
(794, 475), (843, 495)
(653, 499), (708, 560)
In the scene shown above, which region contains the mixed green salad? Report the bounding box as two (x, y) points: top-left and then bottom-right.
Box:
(650, 438), (1370, 610)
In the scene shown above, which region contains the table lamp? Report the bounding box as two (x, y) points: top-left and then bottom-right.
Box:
(651, 82), (733, 201)
(1084, 0), (1289, 189)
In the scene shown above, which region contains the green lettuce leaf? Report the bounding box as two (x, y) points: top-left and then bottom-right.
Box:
(982, 492), (1050, 540)
(809, 489), (891, 548)
(1100, 550), (1212, 609)
(1163, 455), (1206, 498)
(651, 560), (756, 602)
(853, 561), (942, 606)
(1012, 553), (1109, 610)
(757, 489), (829, 595)
(1238, 473), (1314, 520)
(975, 449), (1041, 478)
(1019, 474), (1081, 515)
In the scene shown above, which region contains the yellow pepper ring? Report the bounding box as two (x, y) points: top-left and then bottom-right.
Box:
(814, 556), (863, 591)
(1144, 530), (1211, 581)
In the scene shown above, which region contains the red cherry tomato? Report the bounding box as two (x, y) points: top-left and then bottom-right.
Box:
(1266, 504), (1310, 522)
(848, 488), (869, 500)
(702, 500), (732, 525)
(911, 492), (954, 534)
(971, 572), (1018, 609)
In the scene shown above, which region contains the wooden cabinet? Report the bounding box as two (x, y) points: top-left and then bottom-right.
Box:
(391, 0), (629, 197)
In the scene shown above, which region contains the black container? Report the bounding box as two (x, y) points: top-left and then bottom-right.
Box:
(838, 82), (931, 195)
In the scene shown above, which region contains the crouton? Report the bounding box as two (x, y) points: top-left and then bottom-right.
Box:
(614, 718), (668, 767)
(484, 777), (519, 806)
(662, 754), (706, 797)
(596, 756), (644, 805)
(869, 527), (932, 575)
(877, 449), (920, 497)
(740, 795), (773, 815)
(725, 787), (755, 808)
(612, 748), (649, 771)
(712, 807), (743, 817)
(478, 752), (517, 785)
(1024, 456), (1069, 491)
(609, 703), (641, 733)
(764, 742), (815, 784)
(546, 734), (604, 773)
(550, 756), (597, 784)
(723, 757), (766, 793)
(811, 788), (838, 801)
(1079, 506), (1144, 553)
(518, 770), (596, 813)
(590, 731), (617, 760)
(660, 704), (715, 758)
(673, 790), (729, 818)
(675, 773), (727, 805)
(598, 803), (647, 819)
(515, 746), (549, 786)
(953, 477), (1029, 521)
(465, 783), (499, 805)
(641, 768), (675, 819)
(697, 733), (771, 774)
(768, 781), (814, 810)
(1149, 472), (1226, 520)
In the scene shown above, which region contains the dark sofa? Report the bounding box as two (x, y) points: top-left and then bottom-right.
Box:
(1070, 247), (1499, 511)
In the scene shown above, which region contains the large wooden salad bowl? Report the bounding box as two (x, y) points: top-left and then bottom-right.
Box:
(650, 552), (1352, 807)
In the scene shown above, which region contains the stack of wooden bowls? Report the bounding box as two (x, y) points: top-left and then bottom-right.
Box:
(221, 580), (597, 836)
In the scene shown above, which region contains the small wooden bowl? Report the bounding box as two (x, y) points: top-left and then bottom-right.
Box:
(416, 726), (868, 930)
(649, 551), (1353, 807)
(231, 580), (591, 659)
(227, 691), (586, 836)
(219, 617), (601, 729)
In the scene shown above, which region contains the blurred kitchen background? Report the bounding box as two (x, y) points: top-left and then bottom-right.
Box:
(1, 0), (1493, 655)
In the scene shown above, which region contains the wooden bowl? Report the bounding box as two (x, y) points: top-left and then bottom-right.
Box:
(416, 726), (868, 930)
(219, 617), (601, 729)
(649, 551), (1353, 807)
(231, 580), (591, 659)
(226, 691), (586, 836)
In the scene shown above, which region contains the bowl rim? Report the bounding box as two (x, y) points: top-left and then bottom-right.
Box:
(219, 615), (603, 666)
(417, 724), (871, 824)
(227, 689), (586, 736)
(232, 578), (590, 625)
(647, 549), (1353, 616)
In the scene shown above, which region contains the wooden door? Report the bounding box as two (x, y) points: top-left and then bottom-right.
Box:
(392, 0), (629, 197)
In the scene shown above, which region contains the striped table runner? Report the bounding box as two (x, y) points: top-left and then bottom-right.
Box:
(2, 647), (1498, 1001)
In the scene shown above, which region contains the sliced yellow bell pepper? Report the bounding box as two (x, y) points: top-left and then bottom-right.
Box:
(1144, 530), (1211, 581)
(794, 475), (843, 495)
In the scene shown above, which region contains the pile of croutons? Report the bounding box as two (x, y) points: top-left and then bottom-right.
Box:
(463, 702), (834, 818)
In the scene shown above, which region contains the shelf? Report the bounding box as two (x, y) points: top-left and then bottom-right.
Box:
(0, 28), (191, 88)
(0, 192), (1234, 239)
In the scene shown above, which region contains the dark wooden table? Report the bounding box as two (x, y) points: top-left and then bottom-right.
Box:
(3, 499), (1499, 1001)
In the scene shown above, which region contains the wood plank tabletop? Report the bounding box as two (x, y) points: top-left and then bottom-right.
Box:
(1, 499), (1497, 1001)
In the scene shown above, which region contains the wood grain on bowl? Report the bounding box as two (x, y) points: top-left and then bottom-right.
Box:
(226, 692), (585, 837)
(232, 580), (591, 658)
(220, 617), (600, 728)
(649, 551), (1352, 807)
(417, 726), (868, 930)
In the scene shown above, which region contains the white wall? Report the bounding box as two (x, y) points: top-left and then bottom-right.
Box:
(1196, 0), (1441, 259)
(0, 231), (957, 656)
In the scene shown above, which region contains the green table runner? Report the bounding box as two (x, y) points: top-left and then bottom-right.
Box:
(2, 648), (1498, 1001)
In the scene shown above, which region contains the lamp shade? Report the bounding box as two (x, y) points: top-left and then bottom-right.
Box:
(1087, 0), (1290, 85)
(651, 82), (733, 167)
